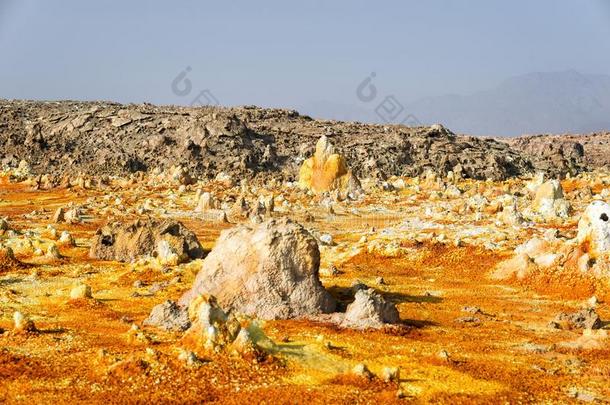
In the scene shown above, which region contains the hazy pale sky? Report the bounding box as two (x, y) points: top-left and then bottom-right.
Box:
(1, 0), (610, 111)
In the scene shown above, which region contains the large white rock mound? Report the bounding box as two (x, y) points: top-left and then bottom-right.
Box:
(179, 218), (337, 319)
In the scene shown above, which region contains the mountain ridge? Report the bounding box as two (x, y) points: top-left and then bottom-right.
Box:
(300, 70), (610, 137)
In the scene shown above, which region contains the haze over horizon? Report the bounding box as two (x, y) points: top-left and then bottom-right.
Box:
(1, 0), (610, 136)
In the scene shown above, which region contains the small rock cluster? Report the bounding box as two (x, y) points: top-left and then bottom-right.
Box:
(495, 200), (610, 279)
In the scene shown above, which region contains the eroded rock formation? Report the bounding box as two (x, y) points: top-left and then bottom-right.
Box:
(298, 135), (362, 196)
(530, 179), (570, 220)
(576, 201), (610, 259)
(0, 100), (539, 182)
(180, 218), (336, 319)
(89, 219), (203, 264)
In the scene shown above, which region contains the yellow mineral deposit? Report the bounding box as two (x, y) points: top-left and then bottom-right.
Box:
(299, 135), (360, 195)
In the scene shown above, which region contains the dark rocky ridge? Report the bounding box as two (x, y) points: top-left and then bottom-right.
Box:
(0, 99), (578, 182)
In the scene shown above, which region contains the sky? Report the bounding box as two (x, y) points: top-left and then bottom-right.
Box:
(1, 0), (610, 114)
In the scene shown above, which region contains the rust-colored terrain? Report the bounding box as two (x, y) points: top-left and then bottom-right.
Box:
(2, 100), (610, 403)
(2, 164), (610, 404)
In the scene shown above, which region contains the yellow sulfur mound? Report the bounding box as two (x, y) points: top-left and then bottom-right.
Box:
(298, 136), (362, 196)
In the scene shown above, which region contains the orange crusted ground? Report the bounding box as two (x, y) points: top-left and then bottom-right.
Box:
(1, 178), (610, 404)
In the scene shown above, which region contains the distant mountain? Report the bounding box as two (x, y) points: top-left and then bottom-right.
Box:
(405, 70), (610, 136)
(298, 71), (610, 137)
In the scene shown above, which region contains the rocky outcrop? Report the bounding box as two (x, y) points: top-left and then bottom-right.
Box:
(493, 200), (610, 280)
(550, 308), (602, 330)
(530, 180), (570, 220)
(576, 201), (610, 259)
(144, 300), (191, 332)
(496, 195), (524, 226)
(194, 192), (228, 222)
(179, 218), (336, 319)
(89, 219), (203, 264)
(341, 288), (400, 329)
(298, 135), (362, 196)
(185, 295), (271, 357)
(0, 100), (538, 182)
(195, 192), (217, 212)
(505, 132), (610, 174)
(504, 135), (586, 177)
